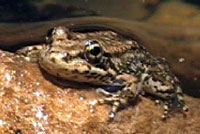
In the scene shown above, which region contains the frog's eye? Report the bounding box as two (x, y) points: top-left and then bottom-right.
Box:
(84, 40), (103, 62)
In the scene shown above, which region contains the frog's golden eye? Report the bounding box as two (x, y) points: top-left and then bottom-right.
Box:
(85, 40), (103, 62)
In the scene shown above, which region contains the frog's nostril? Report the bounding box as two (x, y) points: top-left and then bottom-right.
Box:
(60, 53), (71, 62)
(50, 57), (56, 63)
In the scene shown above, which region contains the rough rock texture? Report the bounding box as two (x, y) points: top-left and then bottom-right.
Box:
(0, 50), (199, 134)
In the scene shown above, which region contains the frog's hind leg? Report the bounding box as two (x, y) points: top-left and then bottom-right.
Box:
(176, 87), (189, 112)
(162, 87), (188, 119)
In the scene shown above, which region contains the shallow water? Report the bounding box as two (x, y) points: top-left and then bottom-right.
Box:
(0, 0), (199, 22)
(0, 0), (179, 22)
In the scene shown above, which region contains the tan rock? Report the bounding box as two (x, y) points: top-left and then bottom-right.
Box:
(0, 50), (199, 134)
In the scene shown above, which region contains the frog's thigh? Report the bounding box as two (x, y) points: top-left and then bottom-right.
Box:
(143, 86), (173, 99)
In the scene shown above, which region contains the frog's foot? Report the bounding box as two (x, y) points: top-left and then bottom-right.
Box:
(161, 93), (188, 119)
(96, 83), (141, 119)
(98, 95), (128, 119)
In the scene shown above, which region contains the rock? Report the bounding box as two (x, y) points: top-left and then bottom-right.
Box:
(0, 50), (199, 134)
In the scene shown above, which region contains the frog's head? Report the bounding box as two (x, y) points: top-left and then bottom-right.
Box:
(39, 27), (122, 85)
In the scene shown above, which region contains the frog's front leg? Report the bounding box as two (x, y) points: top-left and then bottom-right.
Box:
(16, 45), (44, 62)
(97, 75), (142, 119)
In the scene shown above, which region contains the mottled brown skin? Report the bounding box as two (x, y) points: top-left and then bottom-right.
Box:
(17, 26), (188, 119)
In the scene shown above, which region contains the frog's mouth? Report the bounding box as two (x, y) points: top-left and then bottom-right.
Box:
(40, 64), (124, 93)
(39, 50), (119, 86)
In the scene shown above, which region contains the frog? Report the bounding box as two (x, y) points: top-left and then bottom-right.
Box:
(17, 26), (188, 119)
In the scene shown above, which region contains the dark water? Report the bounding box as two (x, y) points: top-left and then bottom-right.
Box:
(0, 0), (199, 22)
(0, 0), (164, 22)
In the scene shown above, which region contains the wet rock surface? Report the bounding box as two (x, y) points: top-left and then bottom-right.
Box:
(0, 50), (108, 133)
(0, 50), (199, 134)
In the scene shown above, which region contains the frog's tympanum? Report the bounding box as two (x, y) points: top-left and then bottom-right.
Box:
(17, 26), (188, 119)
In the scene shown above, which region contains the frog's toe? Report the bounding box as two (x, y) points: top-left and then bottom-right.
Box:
(162, 102), (170, 119)
(97, 96), (128, 119)
(109, 101), (121, 119)
(161, 95), (188, 119)
(177, 94), (189, 112)
(182, 105), (189, 112)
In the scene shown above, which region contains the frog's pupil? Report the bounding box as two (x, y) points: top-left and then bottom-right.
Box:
(90, 46), (101, 56)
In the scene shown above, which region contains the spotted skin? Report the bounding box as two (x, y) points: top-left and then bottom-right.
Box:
(17, 26), (188, 119)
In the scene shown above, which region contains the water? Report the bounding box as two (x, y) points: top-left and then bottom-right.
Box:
(0, 0), (164, 22)
(0, 0), (199, 23)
